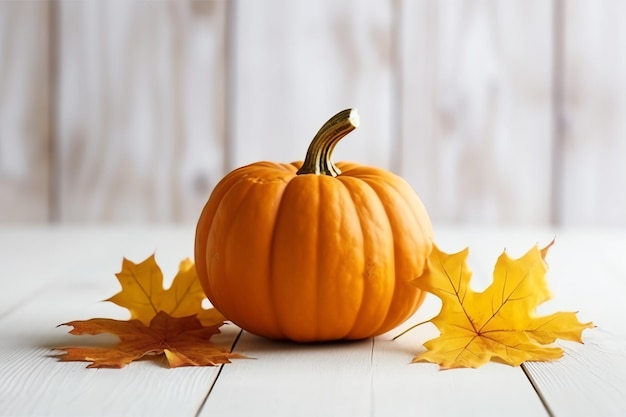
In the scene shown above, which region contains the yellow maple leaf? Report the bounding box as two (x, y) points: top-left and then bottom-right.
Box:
(404, 241), (593, 369)
(106, 254), (225, 326)
(57, 311), (245, 368)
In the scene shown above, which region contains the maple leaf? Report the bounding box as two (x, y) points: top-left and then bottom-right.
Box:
(106, 254), (225, 326)
(404, 241), (593, 369)
(57, 311), (245, 368)
(56, 255), (239, 369)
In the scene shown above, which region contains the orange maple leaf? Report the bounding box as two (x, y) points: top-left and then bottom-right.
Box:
(400, 241), (593, 369)
(57, 311), (245, 368)
(106, 254), (225, 326)
(56, 255), (240, 368)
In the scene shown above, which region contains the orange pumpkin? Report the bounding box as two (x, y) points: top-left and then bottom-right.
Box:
(195, 109), (433, 342)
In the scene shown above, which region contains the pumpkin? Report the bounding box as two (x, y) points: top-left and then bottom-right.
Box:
(194, 109), (433, 342)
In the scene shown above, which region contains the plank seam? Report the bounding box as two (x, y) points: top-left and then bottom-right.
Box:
(550, 0), (566, 227)
(47, 0), (60, 223)
(195, 328), (244, 417)
(369, 337), (375, 417)
(223, 0), (237, 172)
(390, 0), (403, 175)
(521, 363), (555, 417)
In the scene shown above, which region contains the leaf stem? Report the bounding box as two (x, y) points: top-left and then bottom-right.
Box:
(392, 319), (431, 340)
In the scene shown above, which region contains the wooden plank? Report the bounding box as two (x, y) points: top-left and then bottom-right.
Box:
(56, 0), (227, 222)
(369, 227), (556, 417)
(0, 225), (197, 317)
(0, 285), (240, 417)
(0, 1), (50, 223)
(373, 321), (548, 417)
(398, 0), (553, 225)
(427, 228), (626, 416)
(200, 331), (375, 416)
(202, 303), (547, 416)
(557, 1), (626, 226)
(0, 226), (238, 417)
(0, 227), (118, 316)
(524, 340), (626, 417)
(229, 0), (394, 171)
(521, 230), (626, 416)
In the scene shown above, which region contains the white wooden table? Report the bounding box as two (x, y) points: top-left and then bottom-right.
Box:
(0, 225), (624, 417)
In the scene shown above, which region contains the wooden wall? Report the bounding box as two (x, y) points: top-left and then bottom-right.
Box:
(0, 0), (625, 226)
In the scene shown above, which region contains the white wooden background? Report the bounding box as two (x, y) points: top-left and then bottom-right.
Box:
(1, 0), (625, 226)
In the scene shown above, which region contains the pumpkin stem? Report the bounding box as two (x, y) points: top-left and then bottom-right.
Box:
(297, 108), (360, 177)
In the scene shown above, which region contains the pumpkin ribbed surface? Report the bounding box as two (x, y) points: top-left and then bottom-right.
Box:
(194, 110), (432, 342)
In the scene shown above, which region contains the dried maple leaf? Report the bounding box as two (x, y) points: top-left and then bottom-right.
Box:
(404, 241), (593, 369)
(56, 255), (239, 368)
(106, 255), (224, 326)
(57, 311), (245, 368)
